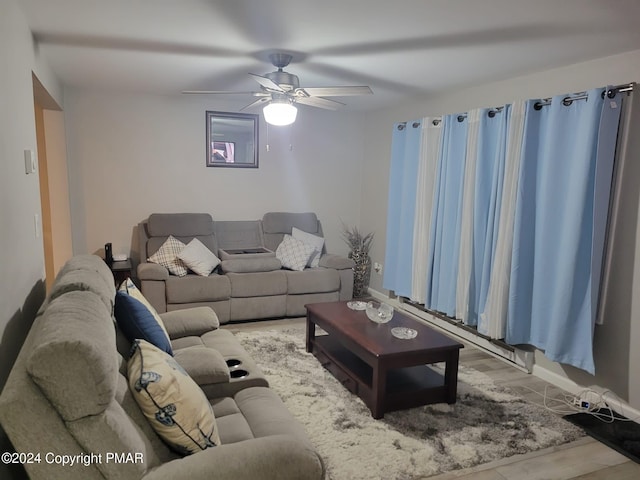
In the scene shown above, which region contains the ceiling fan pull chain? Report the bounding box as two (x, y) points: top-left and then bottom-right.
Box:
(266, 123), (270, 152)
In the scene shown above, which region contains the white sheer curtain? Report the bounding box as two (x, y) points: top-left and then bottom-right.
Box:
(456, 109), (481, 323)
(479, 100), (526, 338)
(597, 88), (638, 325)
(411, 118), (442, 303)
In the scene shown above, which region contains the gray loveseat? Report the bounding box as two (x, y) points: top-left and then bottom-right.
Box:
(137, 212), (354, 323)
(0, 255), (324, 480)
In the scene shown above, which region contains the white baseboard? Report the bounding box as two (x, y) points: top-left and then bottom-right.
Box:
(367, 288), (532, 372)
(369, 287), (640, 421)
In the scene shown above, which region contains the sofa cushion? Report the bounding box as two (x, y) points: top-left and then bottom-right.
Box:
(220, 257), (282, 273)
(276, 234), (316, 271)
(285, 268), (340, 294)
(292, 227), (324, 267)
(115, 291), (173, 355)
(49, 267), (115, 316)
(128, 339), (221, 455)
(173, 346), (230, 385)
(177, 238), (221, 276)
(27, 291), (119, 422)
(148, 235), (188, 276)
(227, 271), (287, 297)
(262, 212), (319, 234)
(148, 213), (214, 237)
(210, 397), (255, 444)
(166, 274), (231, 304)
(213, 220), (264, 251)
(159, 307), (220, 339)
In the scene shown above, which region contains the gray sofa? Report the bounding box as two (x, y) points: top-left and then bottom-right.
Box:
(137, 212), (354, 323)
(0, 254), (324, 480)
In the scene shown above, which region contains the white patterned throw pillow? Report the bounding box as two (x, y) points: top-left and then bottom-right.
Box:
(148, 235), (188, 276)
(128, 339), (221, 455)
(292, 227), (325, 267)
(177, 238), (221, 276)
(276, 234), (317, 271)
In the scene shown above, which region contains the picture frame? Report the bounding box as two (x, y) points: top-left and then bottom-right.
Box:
(206, 111), (259, 168)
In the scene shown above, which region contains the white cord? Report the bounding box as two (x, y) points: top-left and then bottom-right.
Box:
(519, 385), (640, 424)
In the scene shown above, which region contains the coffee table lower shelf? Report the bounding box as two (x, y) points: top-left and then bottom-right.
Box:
(311, 334), (450, 417)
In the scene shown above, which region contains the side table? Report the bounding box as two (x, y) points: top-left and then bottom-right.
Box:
(110, 259), (132, 287)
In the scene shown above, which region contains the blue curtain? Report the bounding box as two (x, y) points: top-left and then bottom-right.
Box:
(465, 107), (509, 326)
(506, 88), (620, 373)
(425, 115), (468, 315)
(383, 120), (422, 297)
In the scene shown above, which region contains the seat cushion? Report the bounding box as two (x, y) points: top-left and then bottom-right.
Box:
(166, 274), (231, 303)
(227, 271), (287, 297)
(285, 268), (340, 294)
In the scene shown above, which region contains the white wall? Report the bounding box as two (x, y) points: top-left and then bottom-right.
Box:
(0, 0), (62, 477)
(0, 0), (62, 380)
(64, 91), (365, 263)
(361, 49), (640, 409)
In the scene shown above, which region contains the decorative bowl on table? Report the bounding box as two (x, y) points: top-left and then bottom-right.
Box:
(365, 301), (394, 324)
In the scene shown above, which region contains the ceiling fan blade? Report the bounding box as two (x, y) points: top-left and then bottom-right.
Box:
(240, 97), (270, 111)
(249, 73), (285, 92)
(299, 86), (373, 97)
(295, 96), (345, 110)
(182, 90), (263, 95)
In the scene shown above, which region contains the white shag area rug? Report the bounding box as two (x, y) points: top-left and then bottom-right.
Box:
(234, 328), (584, 480)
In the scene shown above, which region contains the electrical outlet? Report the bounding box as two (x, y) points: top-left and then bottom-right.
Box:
(373, 262), (383, 274)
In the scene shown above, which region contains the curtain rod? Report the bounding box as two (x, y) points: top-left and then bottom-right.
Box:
(534, 83), (634, 110)
(397, 83), (634, 129)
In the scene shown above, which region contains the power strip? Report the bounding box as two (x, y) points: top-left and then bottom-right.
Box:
(572, 397), (593, 410)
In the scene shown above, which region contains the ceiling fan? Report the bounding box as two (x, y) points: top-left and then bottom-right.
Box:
(183, 53), (373, 125)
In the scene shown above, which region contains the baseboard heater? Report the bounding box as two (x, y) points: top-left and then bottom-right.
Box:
(370, 292), (534, 373)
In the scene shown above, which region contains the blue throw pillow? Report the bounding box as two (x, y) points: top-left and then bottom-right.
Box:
(115, 291), (173, 355)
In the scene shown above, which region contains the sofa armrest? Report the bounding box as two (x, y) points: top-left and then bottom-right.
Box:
(173, 346), (230, 385)
(318, 253), (355, 270)
(159, 307), (220, 339)
(137, 262), (169, 281)
(143, 435), (324, 480)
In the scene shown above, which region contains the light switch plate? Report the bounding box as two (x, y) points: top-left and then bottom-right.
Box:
(24, 149), (36, 174)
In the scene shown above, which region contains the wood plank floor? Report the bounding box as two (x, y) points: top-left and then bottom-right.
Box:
(226, 317), (640, 480)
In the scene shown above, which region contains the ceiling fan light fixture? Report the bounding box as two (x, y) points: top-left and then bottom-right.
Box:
(263, 99), (297, 126)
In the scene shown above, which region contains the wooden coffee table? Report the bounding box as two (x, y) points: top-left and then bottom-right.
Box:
(305, 301), (464, 419)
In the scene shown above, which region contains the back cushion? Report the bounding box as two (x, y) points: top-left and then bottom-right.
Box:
(213, 220), (264, 251)
(49, 268), (115, 316)
(67, 375), (168, 478)
(146, 213), (218, 259)
(27, 291), (119, 421)
(50, 254), (116, 314)
(262, 212), (321, 252)
(262, 212), (319, 234)
(148, 213), (214, 237)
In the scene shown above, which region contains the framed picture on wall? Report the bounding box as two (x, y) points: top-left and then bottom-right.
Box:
(206, 111), (258, 168)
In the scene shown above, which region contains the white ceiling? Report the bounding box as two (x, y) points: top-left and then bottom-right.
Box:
(19, 0), (640, 112)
